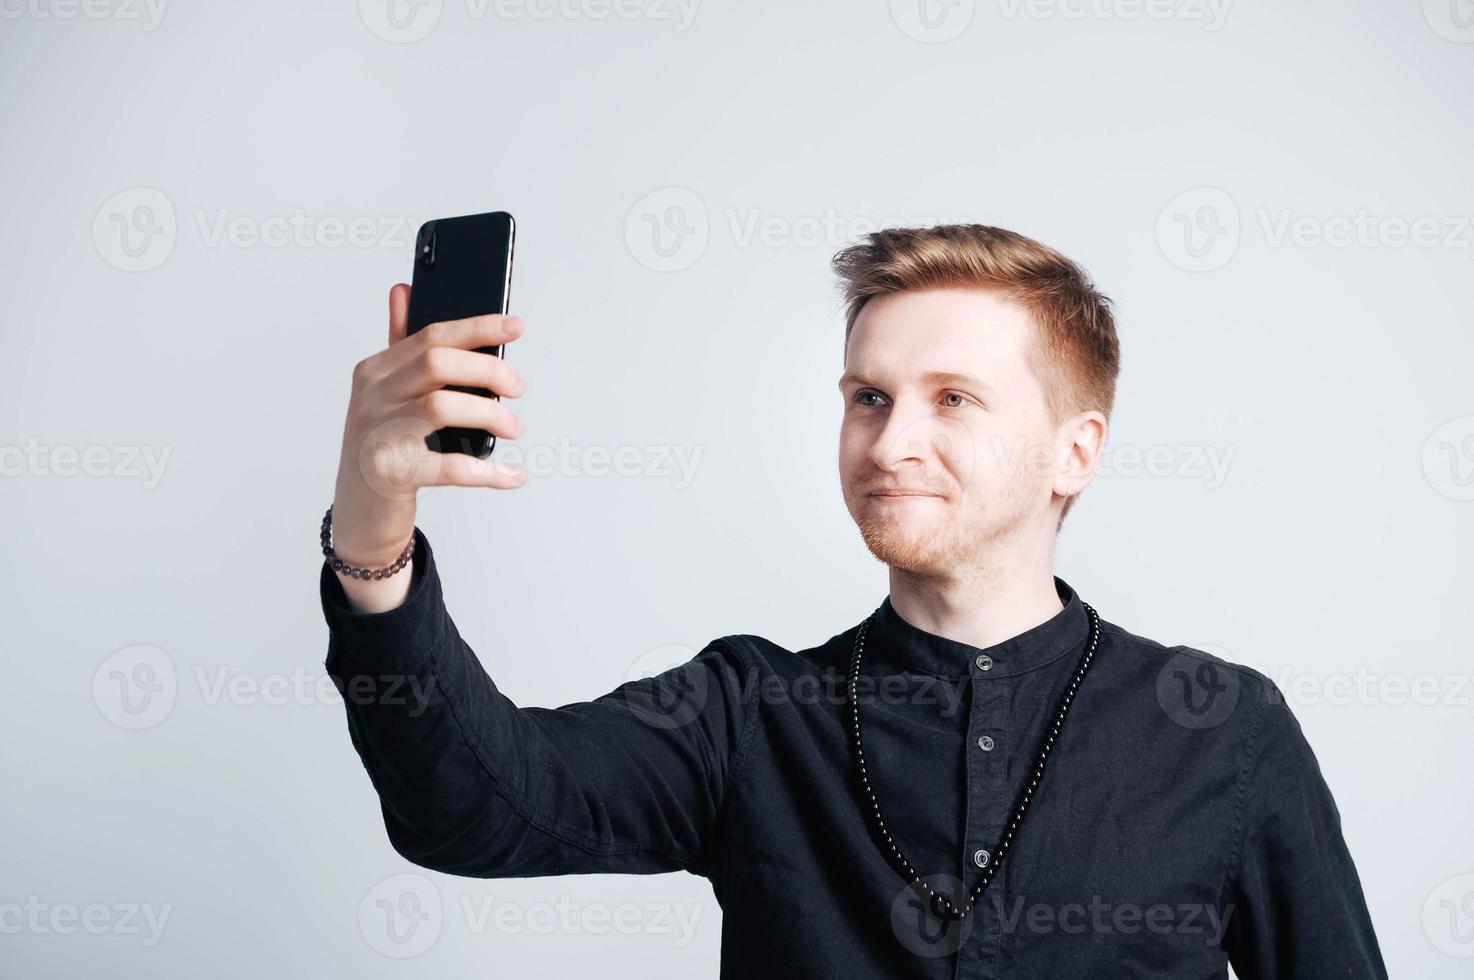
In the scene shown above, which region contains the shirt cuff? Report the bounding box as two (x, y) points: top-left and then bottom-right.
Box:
(319, 526), (446, 673)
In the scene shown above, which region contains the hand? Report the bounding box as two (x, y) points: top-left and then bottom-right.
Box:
(329, 284), (527, 603)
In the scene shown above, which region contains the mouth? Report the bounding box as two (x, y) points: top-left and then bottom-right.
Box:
(867, 490), (944, 499)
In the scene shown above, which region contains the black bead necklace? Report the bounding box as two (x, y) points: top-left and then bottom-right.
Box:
(845, 601), (1102, 922)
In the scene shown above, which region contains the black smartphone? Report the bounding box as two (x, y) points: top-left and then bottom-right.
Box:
(406, 210), (516, 457)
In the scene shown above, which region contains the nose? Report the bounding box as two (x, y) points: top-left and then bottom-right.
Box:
(867, 408), (936, 474)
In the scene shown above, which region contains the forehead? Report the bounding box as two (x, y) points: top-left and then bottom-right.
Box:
(845, 287), (1035, 387)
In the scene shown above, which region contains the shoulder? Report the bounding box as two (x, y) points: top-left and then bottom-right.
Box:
(1085, 617), (1305, 791)
(712, 625), (855, 678)
(1095, 617), (1285, 724)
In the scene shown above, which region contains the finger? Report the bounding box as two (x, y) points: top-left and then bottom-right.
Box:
(436, 453), (528, 489)
(351, 413), (523, 497)
(384, 346), (526, 402)
(416, 313), (523, 354)
(412, 389), (523, 439)
(388, 283), (410, 347)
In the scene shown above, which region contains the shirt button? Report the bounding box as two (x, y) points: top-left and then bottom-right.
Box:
(974, 848), (991, 868)
(977, 735), (995, 752)
(975, 654), (993, 671)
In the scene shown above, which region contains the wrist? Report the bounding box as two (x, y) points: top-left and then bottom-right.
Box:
(320, 507), (415, 581)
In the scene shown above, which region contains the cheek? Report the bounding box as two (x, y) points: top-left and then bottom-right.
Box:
(837, 417), (868, 467)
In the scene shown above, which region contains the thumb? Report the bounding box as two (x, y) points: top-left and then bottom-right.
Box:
(388, 283), (410, 346)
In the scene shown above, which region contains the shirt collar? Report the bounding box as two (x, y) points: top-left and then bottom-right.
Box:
(867, 576), (1088, 679)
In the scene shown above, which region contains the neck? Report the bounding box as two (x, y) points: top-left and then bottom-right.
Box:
(887, 535), (1063, 650)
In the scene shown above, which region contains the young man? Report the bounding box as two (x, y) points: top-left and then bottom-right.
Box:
(320, 225), (1387, 978)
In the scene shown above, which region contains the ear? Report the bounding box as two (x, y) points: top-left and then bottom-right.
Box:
(1053, 411), (1108, 499)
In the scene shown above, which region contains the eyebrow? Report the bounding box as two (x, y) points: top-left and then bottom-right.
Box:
(838, 370), (995, 393)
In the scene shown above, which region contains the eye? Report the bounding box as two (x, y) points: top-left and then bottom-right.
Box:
(941, 391), (968, 408)
(853, 388), (888, 407)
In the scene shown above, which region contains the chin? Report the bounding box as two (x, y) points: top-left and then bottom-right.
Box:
(854, 512), (954, 574)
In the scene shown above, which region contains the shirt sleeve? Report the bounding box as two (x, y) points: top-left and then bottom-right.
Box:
(1221, 681), (1388, 979)
(320, 527), (757, 881)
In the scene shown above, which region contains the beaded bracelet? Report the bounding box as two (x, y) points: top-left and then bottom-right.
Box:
(320, 505), (416, 580)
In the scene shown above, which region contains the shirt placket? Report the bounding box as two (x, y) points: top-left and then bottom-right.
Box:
(956, 655), (1012, 980)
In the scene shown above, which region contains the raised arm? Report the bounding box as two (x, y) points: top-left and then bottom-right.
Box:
(321, 529), (755, 879)
(322, 286), (755, 880)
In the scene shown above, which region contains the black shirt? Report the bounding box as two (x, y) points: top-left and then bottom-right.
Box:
(321, 528), (1387, 979)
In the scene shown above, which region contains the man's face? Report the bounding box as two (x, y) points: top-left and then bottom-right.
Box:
(838, 287), (1062, 576)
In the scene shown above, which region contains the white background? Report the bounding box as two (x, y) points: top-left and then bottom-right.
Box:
(2, 0), (1471, 976)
